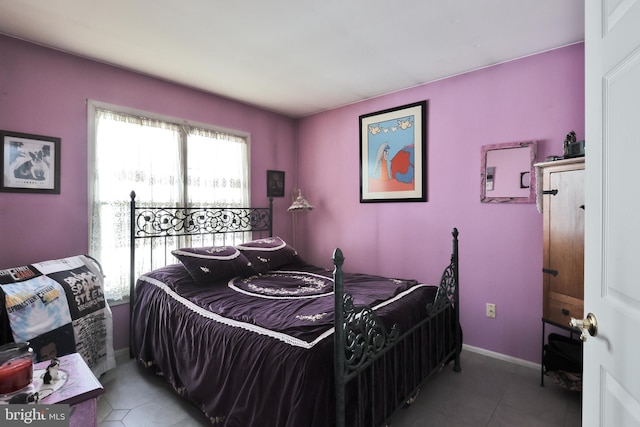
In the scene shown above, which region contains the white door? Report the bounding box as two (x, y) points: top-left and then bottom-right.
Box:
(583, 0), (640, 425)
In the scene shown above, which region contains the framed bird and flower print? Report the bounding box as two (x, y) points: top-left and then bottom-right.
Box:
(359, 101), (427, 203)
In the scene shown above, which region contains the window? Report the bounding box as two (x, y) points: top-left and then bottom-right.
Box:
(88, 102), (249, 302)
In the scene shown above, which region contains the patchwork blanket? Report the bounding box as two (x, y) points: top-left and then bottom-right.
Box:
(0, 255), (116, 378)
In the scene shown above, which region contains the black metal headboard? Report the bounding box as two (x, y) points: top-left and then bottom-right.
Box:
(128, 190), (273, 354)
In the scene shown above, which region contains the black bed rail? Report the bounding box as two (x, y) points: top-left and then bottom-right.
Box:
(334, 228), (461, 427)
(128, 190), (273, 358)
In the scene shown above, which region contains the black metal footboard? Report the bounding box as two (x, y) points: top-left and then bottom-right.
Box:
(334, 228), (461, 427)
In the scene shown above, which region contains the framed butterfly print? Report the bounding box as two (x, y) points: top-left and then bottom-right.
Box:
(359, 101), (427, 203)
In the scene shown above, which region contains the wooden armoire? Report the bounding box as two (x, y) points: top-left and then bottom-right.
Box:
(535, 157), (585, 390)
(538, 157), (585, 327)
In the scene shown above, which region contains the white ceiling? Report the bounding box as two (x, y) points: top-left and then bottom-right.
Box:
(0, 0), (584, 118)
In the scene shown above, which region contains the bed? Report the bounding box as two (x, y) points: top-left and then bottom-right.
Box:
(129, 192), (461, 427)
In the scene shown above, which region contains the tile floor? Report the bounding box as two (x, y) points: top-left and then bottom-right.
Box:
(97, 349), (581, 426)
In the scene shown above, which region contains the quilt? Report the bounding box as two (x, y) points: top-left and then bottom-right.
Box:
(0, 255), (116, 378)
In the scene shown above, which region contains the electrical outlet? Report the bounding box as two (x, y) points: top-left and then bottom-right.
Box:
(486, 303), (496, 318)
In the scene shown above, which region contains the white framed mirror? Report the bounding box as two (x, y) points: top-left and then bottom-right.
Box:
(480, 141), (537, 203)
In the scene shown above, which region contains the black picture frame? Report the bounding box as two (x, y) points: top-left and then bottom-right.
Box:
(0, 130), (61, 194)
(359, 101), (427, 203)
(266, 170), (285, 197)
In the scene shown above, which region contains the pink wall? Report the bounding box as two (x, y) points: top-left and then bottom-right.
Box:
(297, 43), (585, 364)
(0, 35), (297, 350)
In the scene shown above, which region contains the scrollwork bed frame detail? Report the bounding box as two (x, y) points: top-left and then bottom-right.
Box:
(128, 191), (273, 357)
(342, 292), (400, 372)
(132, 205), (272, 238)
(334, 228), (461, 427)
(427, 228), (460, 316)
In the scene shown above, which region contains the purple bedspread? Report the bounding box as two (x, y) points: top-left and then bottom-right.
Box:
(131, 262), (438, 427)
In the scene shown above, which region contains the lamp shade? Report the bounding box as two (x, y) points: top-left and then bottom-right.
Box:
(287, 189), (314, 211)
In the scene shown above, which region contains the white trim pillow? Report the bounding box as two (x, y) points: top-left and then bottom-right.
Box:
(172, 246), (255, 285)
(236, 236), (300, 274)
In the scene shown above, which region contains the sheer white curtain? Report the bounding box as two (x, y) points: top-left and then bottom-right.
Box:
(89, 105), (250, 302)
(185, 127), (250, 247)
(186, 127), (248, 207)
(90, 110), (182, 301)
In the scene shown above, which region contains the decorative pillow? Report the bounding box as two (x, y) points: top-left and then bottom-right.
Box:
(171, 246), (255, 285)
(236, 236), (300, 273)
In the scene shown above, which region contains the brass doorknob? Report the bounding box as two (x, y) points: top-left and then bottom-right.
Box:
(570, 313), (598, 342)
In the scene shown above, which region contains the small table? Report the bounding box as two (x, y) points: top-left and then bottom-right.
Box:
(540, 318), (580, 387)
(35, 353), (104, 427)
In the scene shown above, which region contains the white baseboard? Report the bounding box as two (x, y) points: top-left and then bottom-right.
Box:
(462, 344), (540, 370)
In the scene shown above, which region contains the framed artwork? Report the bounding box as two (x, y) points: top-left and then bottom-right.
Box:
(1, 130), (61, 194)
(266, 170), (285, 197)
(359, 101), (427, 203)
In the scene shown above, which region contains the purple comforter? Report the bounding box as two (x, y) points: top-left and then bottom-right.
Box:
(131, 262), (438, 427)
